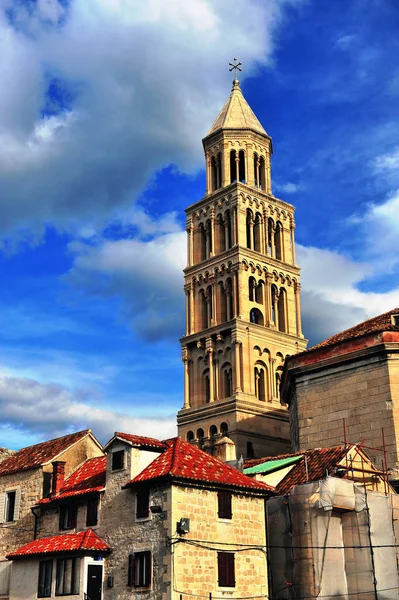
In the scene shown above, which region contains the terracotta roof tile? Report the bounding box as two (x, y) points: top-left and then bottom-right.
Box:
(245, 447), (349, 495)
(310, 308), (399, 351)
(7, 529), (110, 559)
(40, 456), (106, 504)
(0, 430), (92, 476)
(110, 432), (167, 451)
(127, 437), (274, 493)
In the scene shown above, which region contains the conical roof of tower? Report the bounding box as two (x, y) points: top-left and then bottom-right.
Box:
(206, 79), (268, 138)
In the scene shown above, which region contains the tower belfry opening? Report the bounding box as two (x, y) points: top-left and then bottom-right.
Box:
(178, 63), (307, 460)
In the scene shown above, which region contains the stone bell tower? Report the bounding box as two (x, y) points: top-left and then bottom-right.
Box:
(177, 69), (307, 460)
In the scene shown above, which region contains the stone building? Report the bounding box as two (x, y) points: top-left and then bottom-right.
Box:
(281, 308), (399, 483)
(178, 75), (307, 461)
(6, 432), (273, 600)
(0, 430), (103, 598)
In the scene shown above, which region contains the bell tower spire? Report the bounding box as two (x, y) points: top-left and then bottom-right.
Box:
(178, 62), (307, 460)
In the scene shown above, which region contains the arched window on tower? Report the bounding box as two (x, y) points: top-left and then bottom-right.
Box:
(248, 276), (256, 302)
(225, 277), (233, 320)
(186, 431), (194, 442)
(206, 219), (212, 257)
(211, 156), (217, 192)
(198, 223), (206, 262)
(254, 363), (267, 402)
(200, 289), (207, 330)
(250, 308), (264, 326)
(225, 210), (232, 249)
(203, 370), (210, 403)
(210, 425), (217, 440)
(255, 281), (264, 304)
(220, 422), (229, 436)
(196, 428), (204, 449)
(271, 285), (278, 325)
(259, 156), (265, 190)
(275, 221), (283, 261)
(217, 152), (222, 188)
(246, 209), (253, 249)
(221, 363), (232, 399)
(230, 150), (237, 183)
(278, 288), (287, 332)
(275, 371), (282, 400)
(253, 153), (258, 187)
(254, 212), (262, 252)
(267, 218), (274, 256)
(218, 281), (227, 323)
(215, 214), (225, 254)
(206, 285), (213, 328)
(239, 150), (246, 183)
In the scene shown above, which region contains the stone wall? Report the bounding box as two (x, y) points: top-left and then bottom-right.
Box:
(290, 351), (399, 476)
(170, 485), (268, 600)
(0, 468), (43, 560)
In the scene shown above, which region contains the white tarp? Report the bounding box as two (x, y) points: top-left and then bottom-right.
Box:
(0, 560), (11, 596)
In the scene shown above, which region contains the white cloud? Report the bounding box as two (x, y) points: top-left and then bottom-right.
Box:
(274, 181), (304, 194)
(374, 147), (399, 171)
(0, 0), (302, 237)
(0, 372), (176, 444)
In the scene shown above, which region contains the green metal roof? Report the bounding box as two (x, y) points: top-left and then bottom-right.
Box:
(244, 455), (303, 476)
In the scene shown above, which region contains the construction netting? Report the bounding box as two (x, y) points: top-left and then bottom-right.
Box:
(266, 476), (399, 600)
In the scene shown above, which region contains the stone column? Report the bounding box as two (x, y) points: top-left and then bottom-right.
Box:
(233, 206), (238, 246)
(212, 280), (217, 326)
(249, 216), (254, 250)
(214, 358), (219, 401)
(290, 217), (297, 265)
(232, 338), (242, 393)
(205, 153), (211, 196)
(273, 288), (279, 331)
(256, 158), (260, 189)
(206, 339), (215, 402)
(265, 272), (272, 327)
(263, 209), (269, 255)
(294, 282), (302, 336)
(232, 269), (239, 317)
(216, 155), (221, 189)
(182, 347), (190, 408)
(270, 222), (276, 258)
(236, 265), (243, 318)
(210, 209), (215, 257)
(266, 153), (272, 194)
(184, 285), (190, 335)
(186, 224), (194, 267)
(270, 358), (276, 400)
(226, 287), (232, 321)
(246, 143), (254, 186)
(190, 282), (195, 334)
(205, 289), (211, 328)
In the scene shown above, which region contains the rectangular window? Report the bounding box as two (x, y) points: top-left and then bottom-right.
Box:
(59, 505), (77, 531)
(217, 491), (232, 519)
(128, 552), (151, 588)
(218, 552), (235, 588)
(136, 490), (150, 519)
(111, 450), (124, 471)
(38, 560), (53, 598)
(5, 491), (16, 523)
(86, 498), (99, 527)
(56, 558), (80, 596)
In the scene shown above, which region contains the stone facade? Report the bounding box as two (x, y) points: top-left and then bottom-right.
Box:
(178, 78), (307, 461)
(282, 330), (399, 481)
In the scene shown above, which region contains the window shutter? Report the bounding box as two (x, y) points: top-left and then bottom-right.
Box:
(217, 553), (225, 587)
(13, 488), (21, 521)
(128, 554), (133, 586)
(144, 551), (151, 587)
(228, 553), (235, 587)
(218, 552), (235, 587)
(0, 493), (5, 524)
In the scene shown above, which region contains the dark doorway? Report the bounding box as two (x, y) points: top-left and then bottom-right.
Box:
(87, 564), (103, 600)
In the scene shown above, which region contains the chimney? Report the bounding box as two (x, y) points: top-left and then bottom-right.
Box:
(213, 436), (236, 462)
(51, 461), (66, 495)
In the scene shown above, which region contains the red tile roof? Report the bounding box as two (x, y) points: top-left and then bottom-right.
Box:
(40, 456), (106, 504)
(107, 432), (167, 451)
(310, 308), (399, 351)
(0, 430), (93, 476)
(7, 529), (111, 559)
(127, 437), (274, 493)
(245, 446), (350, 495)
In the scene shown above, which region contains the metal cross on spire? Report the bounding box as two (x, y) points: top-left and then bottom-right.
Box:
(229, 58), (242, 81)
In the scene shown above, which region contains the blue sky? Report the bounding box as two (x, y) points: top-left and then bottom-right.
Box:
(1, 0), (398, 449)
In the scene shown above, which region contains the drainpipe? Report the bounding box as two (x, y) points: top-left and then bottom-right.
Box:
(31, 506), (40, 539)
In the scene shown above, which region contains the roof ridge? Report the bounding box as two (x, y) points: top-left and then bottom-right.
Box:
(16, 429), (90, 453)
